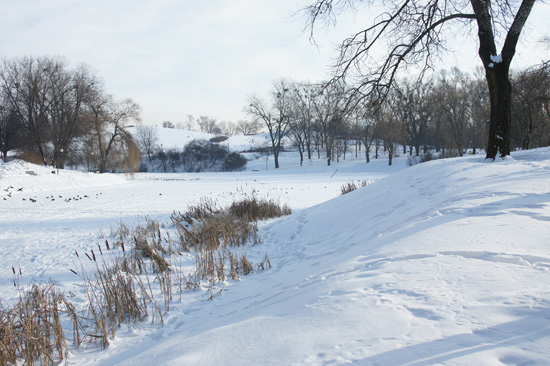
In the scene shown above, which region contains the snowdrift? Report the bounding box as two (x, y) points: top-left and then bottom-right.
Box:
(87, 149), (550, 365)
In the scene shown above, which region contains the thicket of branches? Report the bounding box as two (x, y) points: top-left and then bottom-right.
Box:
(247, 63), (550, 167)
(138, 138), (247, 173)
(0, 56), (141, 173)
(302, 0), (541, 160)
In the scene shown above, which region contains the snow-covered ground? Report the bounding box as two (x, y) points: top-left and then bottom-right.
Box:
(1, 146), (549, 365)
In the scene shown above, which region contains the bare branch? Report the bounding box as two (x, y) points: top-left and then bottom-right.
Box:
(306, 0), (477, 112)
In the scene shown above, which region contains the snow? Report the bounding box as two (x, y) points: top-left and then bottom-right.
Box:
(490, 54), (503, 64)
(1, 145), (550, 365)
(489, 53), (503, 68)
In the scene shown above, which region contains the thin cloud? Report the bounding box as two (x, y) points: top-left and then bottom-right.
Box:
(1, 0), (548, 124)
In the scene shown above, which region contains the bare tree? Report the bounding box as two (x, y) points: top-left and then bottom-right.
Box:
(310, 82), (347, 166)
(0, 104), (24, 160)
(247, 80), (294, 169)
(305, 0), (539, 159)
(217, 120), (237, 135)
(162, 121), (175, 129)
(84, 86), (141, 173)
(0, 56), (95, 167)
(433, 69), (473, 156)
(468, 67), (490, 154)
(291, 82), (317, 162)
(377, 106), (401, 166)
(109, 130), (141, 175)
(1, 56), (54, 165)
(185, 114), (195, 130)
(354, 103), (379, 163)
(45, 62), (95, 169)
(390, 79), (432, 156)
(236, 119), (263, 135)
(135, 124), (159, 163)
(511, 61), (550, 149)
(197, 116), (221, 134)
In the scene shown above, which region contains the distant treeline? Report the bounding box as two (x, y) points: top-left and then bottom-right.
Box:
(246, 64), (550, 167)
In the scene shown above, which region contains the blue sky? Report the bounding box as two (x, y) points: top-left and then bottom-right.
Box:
(1, 0), (549, 125)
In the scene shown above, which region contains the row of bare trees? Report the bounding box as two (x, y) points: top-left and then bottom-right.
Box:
(162, 115), (264, 136)
(248, 63), (550, 168)
(302, 0), (541, 161)
(0, 56), (141, 173)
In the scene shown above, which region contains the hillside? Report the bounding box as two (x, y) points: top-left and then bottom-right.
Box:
(126, 126), (270, 154)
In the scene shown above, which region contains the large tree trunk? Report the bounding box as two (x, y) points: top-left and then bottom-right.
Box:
(470, 0), (536, 160)
(273, 146), (280, 169)
(485, 65), (513, 158)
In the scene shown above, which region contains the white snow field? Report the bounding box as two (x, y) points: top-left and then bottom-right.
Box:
(1, 146), (549, 365)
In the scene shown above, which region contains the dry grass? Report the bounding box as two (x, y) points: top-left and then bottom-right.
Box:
(340, 180), (370, 195)
(77, 257), (149, 347)
(228, 193), (291, 221)
(110, 220), (130, 248)
(174, 213), (261, 253)
(171, 197), (219, 227)
(2, 195), (288, 364)
(0, 275), (70, 366)
(170, 194), (286, 285)
(132, 218), (171, 273)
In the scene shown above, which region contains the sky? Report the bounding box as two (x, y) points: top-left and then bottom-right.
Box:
(1, 0), (549, 126)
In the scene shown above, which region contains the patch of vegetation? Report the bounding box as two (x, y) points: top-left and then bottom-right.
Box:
(0, 278), (70, 365)
(228, 192), (291, 221)
(209, 136), (229, 143)
(148, 139), (247, 172)
(340, 180), (370, 195)
(1, 195), (291, 364)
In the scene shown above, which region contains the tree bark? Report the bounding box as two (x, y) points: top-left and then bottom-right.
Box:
(470, 0), (536, 159)
(485, 65), (513, 158)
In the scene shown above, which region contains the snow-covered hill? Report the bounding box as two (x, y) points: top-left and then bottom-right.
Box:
(1, 147), (549, 365)
(126, 126), (270, 153)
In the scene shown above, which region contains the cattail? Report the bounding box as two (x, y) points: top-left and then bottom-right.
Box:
(75, 250), (79, 257)
(91, 249), (96, 262)
(105, 239), (110, 250)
